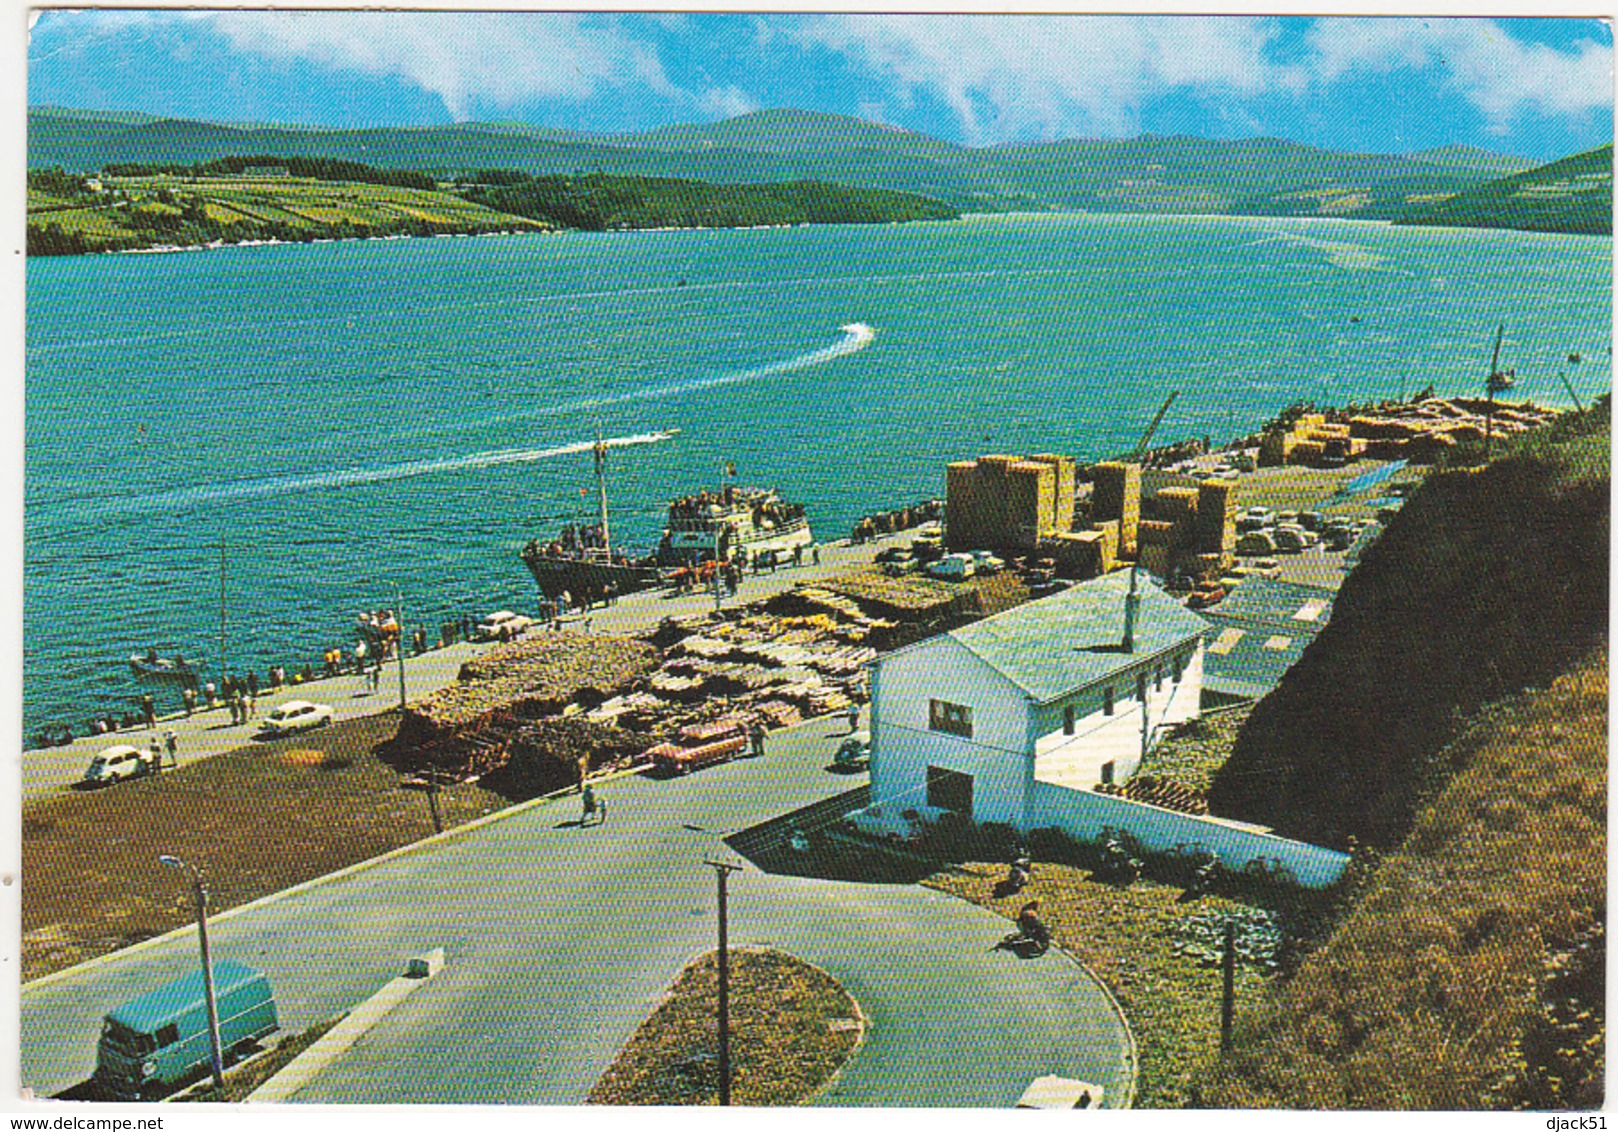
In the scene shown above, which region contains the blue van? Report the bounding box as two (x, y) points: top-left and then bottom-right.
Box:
(93, 960), (279, 1100)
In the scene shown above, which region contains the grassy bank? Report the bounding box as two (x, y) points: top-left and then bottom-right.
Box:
(21, 710), (513, 982)
(1200, 655), (1606, 1108)
(27, 172), (549, 255)
(1210, 398), (1609, 851)
(589, 948), (861, 1105)
(925, 861), (1285, 1108)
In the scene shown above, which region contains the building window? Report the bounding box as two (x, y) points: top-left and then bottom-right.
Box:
(1154, 666), (1163, 692)
(927, 766), (974, 815)
(1063, 705), (1075, 736)
(1173, 652), (1184, 683)
(1104, 686), (1115, 716)
(929, 699), (973, 738)
(1100, 760), (1116, 785)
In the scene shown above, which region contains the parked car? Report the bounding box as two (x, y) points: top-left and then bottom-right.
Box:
(1236, 531), (1277, 556)
(970, 550), (1006, 574)
(649, 717), (750, 775)
(874, 546), (913, 564)
(1323, 528), (1355, 551)
(1244, 506), (1276, 526)
(94, 960), (278, 1101)
(835, 730), (871, 769)
(1273, 527), (1308, 554)
(1017, 1076), (1105, 1110)
(82, 745), (156, 786)
(882, 557), (922, 577)
(476, 610), (533, 640)
(261, 699), (333, 735)
(927, 553), (977, 581)
(1186, 583), (1226, 610)
(1298, 511), (1325, 531)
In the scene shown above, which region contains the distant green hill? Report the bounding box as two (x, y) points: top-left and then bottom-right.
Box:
(1396, 145), (1612, 235)
(29, 106), (1550, 222)
(457, 170), (957, 230)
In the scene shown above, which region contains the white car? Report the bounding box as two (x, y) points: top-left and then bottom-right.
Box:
(476, 610), (533, 640)
(262, 700), (333, 735)
(927, 553), (976, 581)
(82, 744), (155, 785)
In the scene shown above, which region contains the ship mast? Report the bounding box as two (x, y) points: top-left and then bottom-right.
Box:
(593, 428), (611, 558)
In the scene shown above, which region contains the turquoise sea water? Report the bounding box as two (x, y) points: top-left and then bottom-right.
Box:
(24, 214), (1612, 735)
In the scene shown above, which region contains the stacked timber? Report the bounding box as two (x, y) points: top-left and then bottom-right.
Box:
(1094, 774), (1209, 815)
(1091, 462), (1142, 558)
(399, 634), (659, 746)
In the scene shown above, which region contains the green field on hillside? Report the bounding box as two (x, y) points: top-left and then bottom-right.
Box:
(26, 171), (550, 255)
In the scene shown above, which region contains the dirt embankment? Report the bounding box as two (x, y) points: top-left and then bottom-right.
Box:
(1208, 404), (1609, 851)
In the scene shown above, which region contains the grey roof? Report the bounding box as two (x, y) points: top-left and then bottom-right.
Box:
(947, 571), (1208, 703)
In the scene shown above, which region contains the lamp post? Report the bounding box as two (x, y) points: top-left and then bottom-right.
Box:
(703, 859), (743, 1105)
(158, 854), (224, 1090)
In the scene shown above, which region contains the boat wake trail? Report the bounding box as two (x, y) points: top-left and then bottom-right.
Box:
(47, 431), (679, 524)
(418, 322), (876, 440)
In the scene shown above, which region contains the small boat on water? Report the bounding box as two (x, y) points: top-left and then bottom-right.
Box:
(129, 651), (196, 682)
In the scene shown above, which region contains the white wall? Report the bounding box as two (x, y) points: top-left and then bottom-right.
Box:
(1032, 782), (1351, 889)
(870, 638), (1033, 829)
(1030, 641), (1205, 788)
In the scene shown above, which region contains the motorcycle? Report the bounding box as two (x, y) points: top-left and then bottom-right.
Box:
(996, 902), (1052, 956)
(994, 854), (1033, 898)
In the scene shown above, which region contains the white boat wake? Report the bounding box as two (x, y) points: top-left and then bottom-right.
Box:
(55, 430), (679, 522)
(417, 322), (877, 439)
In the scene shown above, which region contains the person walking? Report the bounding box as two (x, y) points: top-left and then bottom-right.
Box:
(749, 720), (767, 759)
(581, 783), (599, 827)
(812, 545), (821, 566)
(140, 694), (156, 730)
(247, 671), (259, 700)
(182, 686), (197, 716)
(164, 729), (178, 768)
(847, 701), (861, 734)
(149, 737), (163, 775)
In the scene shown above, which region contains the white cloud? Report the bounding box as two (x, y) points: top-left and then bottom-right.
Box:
(699, 86), (759, 121)
(190, 11), (664, 120)
(1306, 19), (1614, 125)
(797, 14), (1612, 144)
(793, 15), (1296, 143)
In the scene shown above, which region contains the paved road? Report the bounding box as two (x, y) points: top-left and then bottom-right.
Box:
(21, 712), (1131, 1107)
(20, 532), (914, 802)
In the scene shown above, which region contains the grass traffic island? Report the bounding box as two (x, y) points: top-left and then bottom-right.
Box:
(21, 710), (514, 982)
(590, 947), (862, 1106)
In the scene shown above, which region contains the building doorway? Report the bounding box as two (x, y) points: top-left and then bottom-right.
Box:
(926, 765), (974, 817)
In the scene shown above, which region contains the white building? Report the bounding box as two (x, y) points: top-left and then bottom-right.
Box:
(859, 570), (1207, 837)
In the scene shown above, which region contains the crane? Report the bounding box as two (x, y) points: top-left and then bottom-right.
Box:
(1484, 324), (1515, 459)
(1129, 390), (1180, 464)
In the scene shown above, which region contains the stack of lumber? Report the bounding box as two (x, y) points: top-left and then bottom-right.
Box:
(1094, 774), (1209, 815)
(398, 634), (659, 746)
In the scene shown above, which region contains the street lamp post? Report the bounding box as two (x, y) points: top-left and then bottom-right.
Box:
(703, 859), (743, 1105)
(158, 854), (224, 1090)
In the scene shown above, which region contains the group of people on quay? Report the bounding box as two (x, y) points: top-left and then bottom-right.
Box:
(33, 610), (491, 749)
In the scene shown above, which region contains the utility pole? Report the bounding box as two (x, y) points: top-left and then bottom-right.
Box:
(1220, 917), (1236, 1052)
(703, 859), (743, 1105)
(160, 855), (224, 1090)
(395, 591), (408, 712)
(218, 538), (227, 690)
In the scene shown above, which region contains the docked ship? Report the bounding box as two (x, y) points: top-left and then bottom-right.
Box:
(520, 436), (813, 606)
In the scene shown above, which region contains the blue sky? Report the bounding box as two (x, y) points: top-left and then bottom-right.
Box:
(27, 11), (1615, 160)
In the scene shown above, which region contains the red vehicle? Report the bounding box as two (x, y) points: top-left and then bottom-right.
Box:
(1186, 583), (1227, 610)
(649, 716), (751, 774)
